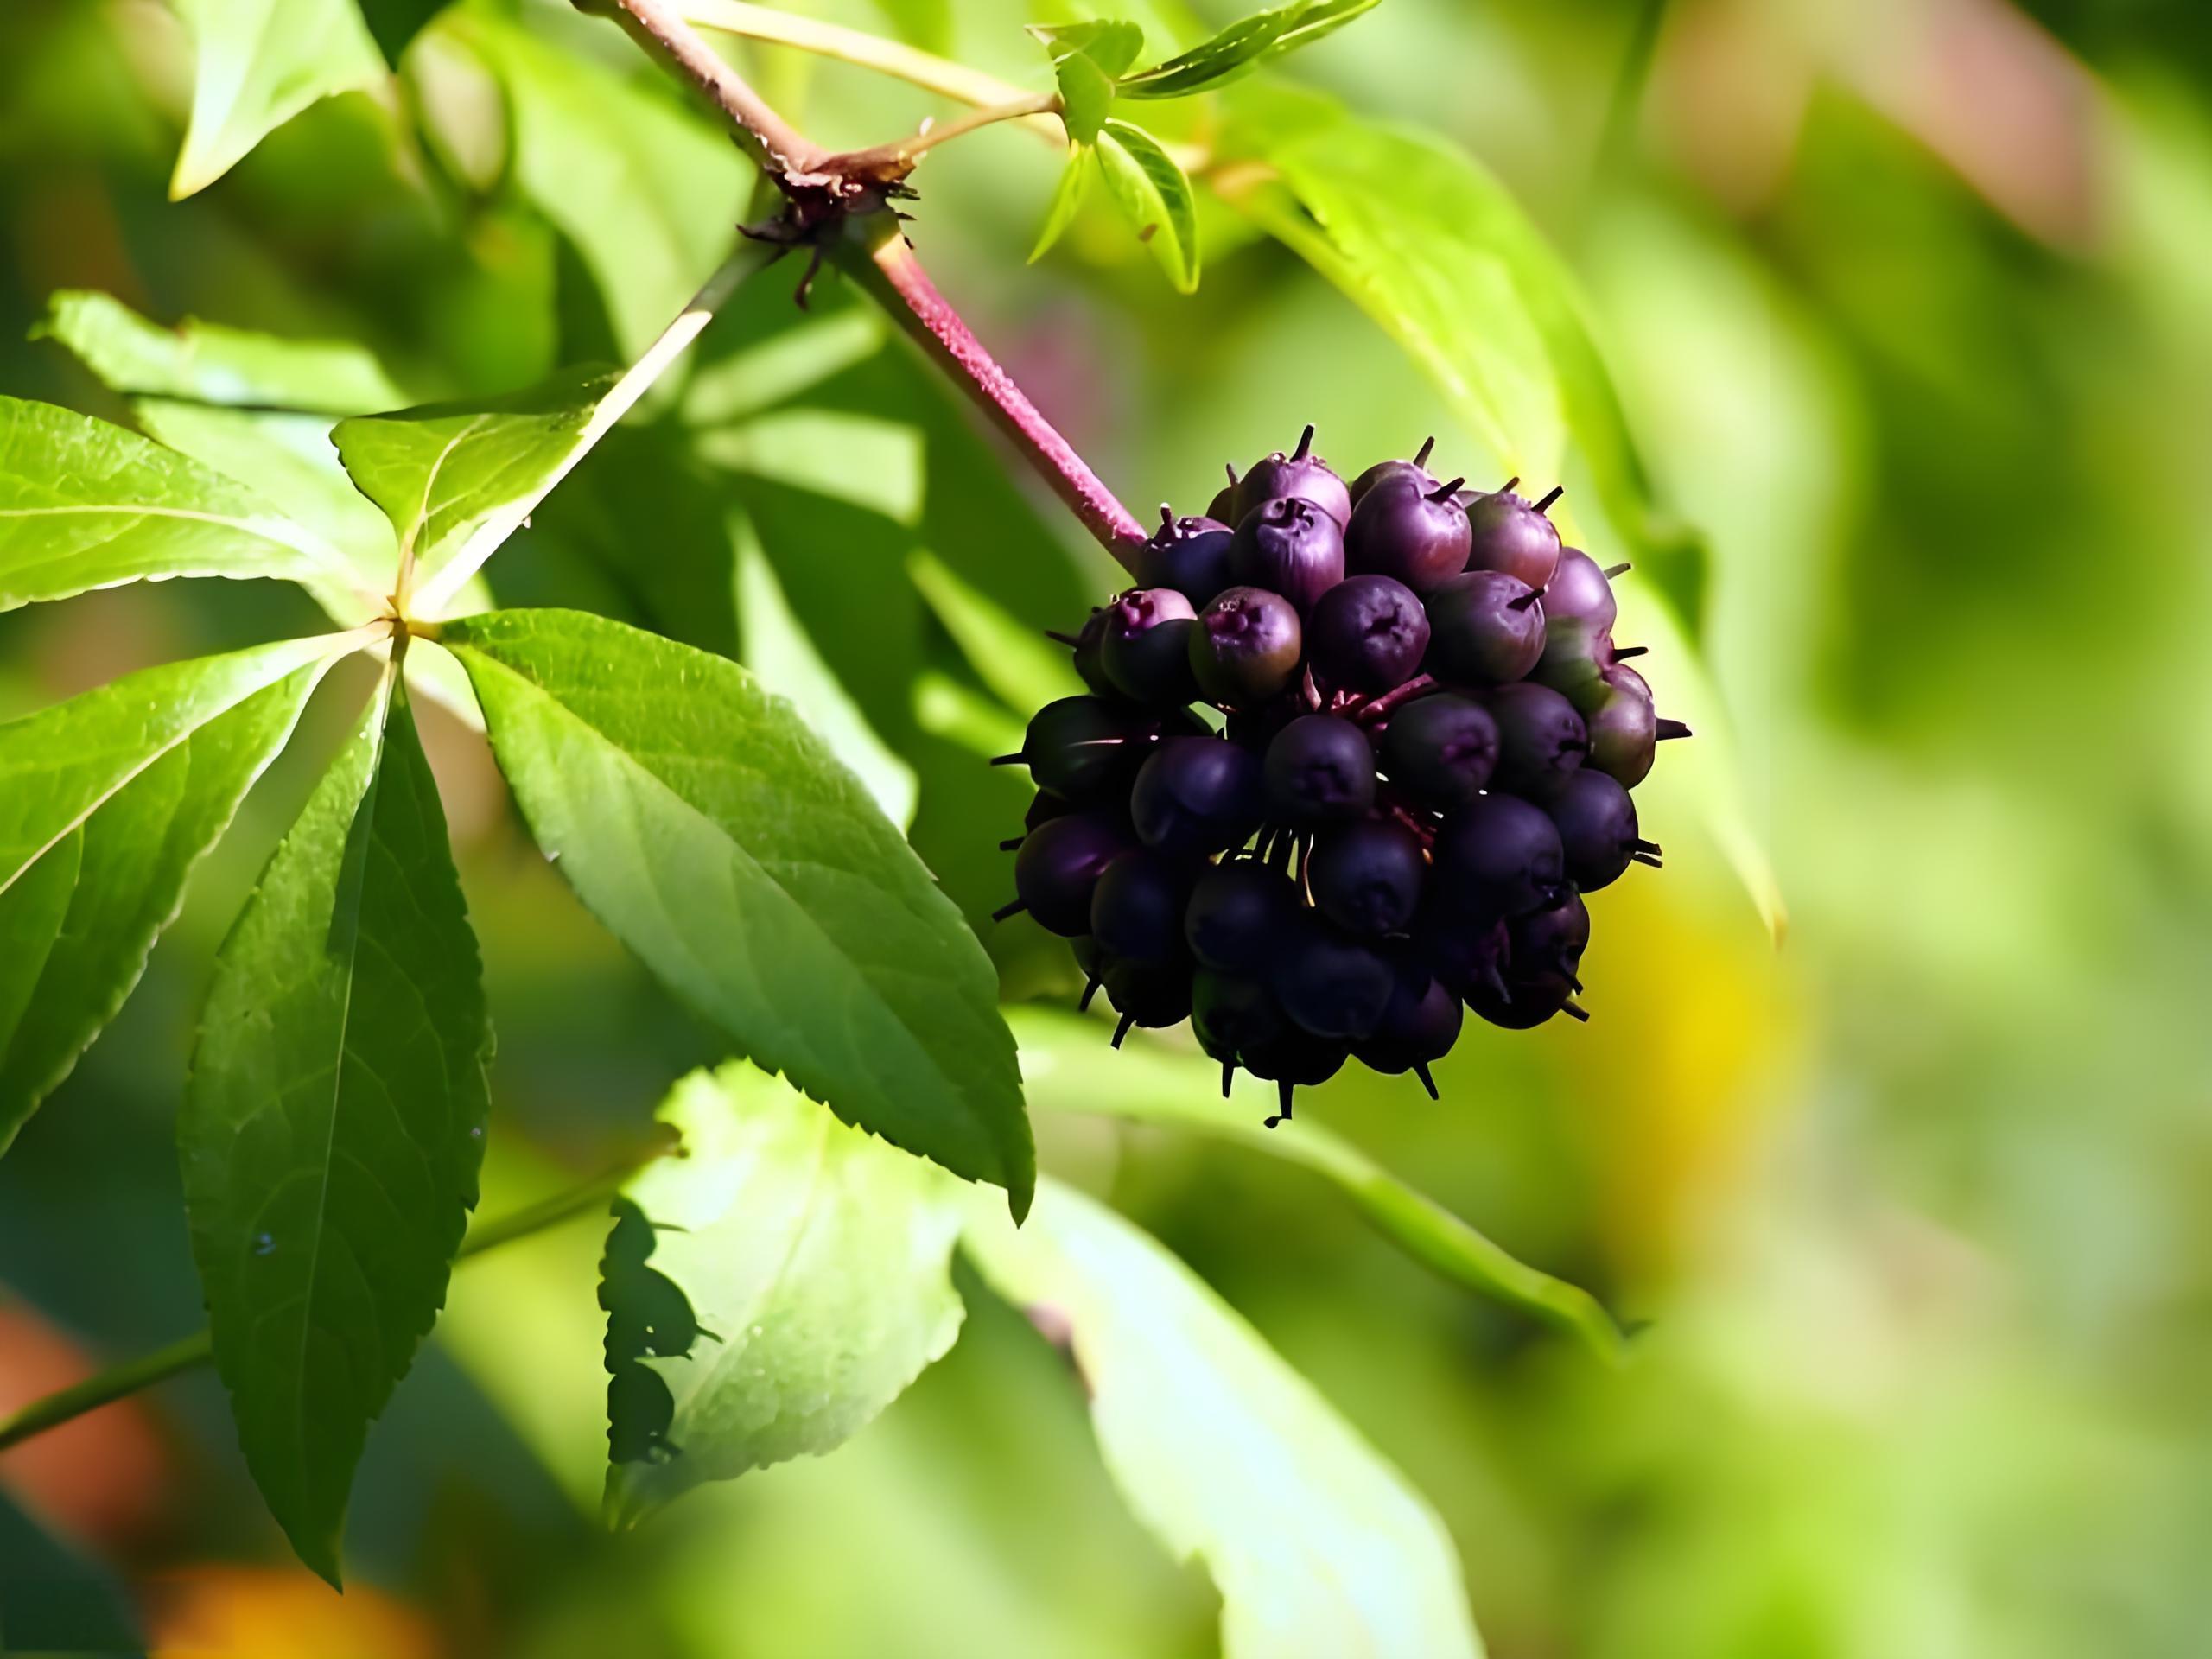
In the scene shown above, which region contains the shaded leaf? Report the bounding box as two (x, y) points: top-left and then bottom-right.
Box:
(906, 550), (1085, 713)
(358, 0), (448, 67)
(1008, 1007), (1626, 1362)
(169, 0), (387, 200)
(1097, 120), (1200, 292)
(0, 639), (339, 1154)
(331, 367), (614, 615)
(0, 395), (378, 620)
(35, 289), (404, 413)
(440, 607), (1033, 1217)
(601, 1062), (964, 1524)
(736, 528), (917, 830)
(963, 1177), (1484, 1659)
(454, 11), (749, 357)
(181, 672), (491, 1584)
(867, 0), (951, 54)
(1030, 21), (1143, 145)
(1030, 146), (1095, 264)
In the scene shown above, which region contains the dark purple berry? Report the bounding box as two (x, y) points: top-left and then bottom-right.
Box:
(1102, 955), (1194, 1046)
(1306, 575), (1429, 695)
(1584, 665), (1656, 787)
(1189, 585), (1302, 706)
(1344, 475), (1472, 594)
(1263, 715), (1376, 825)
(1510, 891), (1589, 984)
(1540, 770), (1641, 892)
(1354, 956), (1463, 1096)
(1100, 588), (1199, 708)
(1543, 547), (1618, 631)
(1024, 791), (1074, 832)
(1462, 484), (1564, 589)
(1466, 968), (1582, 1031)
(997, 696), (1154, 801)
(1424, 570), (1546, 686)
(1138, 506), (1236, 606)
(1058, 607), (1115, 696)
(1241, 1024), (1347, 1126)
(1090, 849), (1198, 961)
(1484, 683), (1588, 791)
(1070, 933), (1109, 1010)
(1234, 423), (1351, 527)
(1307, 820), (1426, 937)
(1191, 970), (1286, 1062)
(1130, 737), (1265, 857)
(1228, 496), (1345, 616)
(1206, 465), (1239, 524)
(1008, 812), (1134, 934)
(1529, 622), (1615, 709)
(1348, 437), (1439, 509)
(1420, 912), (1511, 1005)
(1378, 693), (1498, 811)
(1272, 917), (1394, 1041)
(1433, 794), (1567, 920)
(1184, 860), (1299, 974)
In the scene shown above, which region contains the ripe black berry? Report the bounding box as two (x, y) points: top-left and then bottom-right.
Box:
(1273, 916), (1394, 1041)
(1542, 547), (1618, 631)
(1461, 482), (1564, 589)
(1378, 692), (1498, 810)
(1306, 574), (1429, 695)
(1345, 474), (1472, 594)
(1007, 811), (1134, 934)
(1433, 793), (1567, 920)
(1348, 436), (1439, 509)
(1424, 570), (1546, 686)
(1100, 588), (1200, 707)
(1234, 423), (1352, 528)
(1484, 682), (1588, 791)
(1184, 859), (1299, 974)
(1510, 891), (1589, 984)
(1191, 970), (1286, 1065)
(1053, 607), (1115, 696)
(1206, 465), (1239, 524)
(1138, 506), (1236, 606)
(1130, 737), (1265, 857)
(1229, 495), (1346, 616)
(1090, 849), (1198, 960)
(1420, 912), (1510, 1004)
(1189, 585), (1302, 705)
(1263, 715), (1376, 824)
(1241, 1024), (1348, 1127)
(1102, 956), (1195, 1047)
(1307, 819), (1426, 937)
(1354, 956), (1463, 1097)
(1465, 967), (1583, 1030)
(1540, 770), (1651, 892)
(996, 696), (1154, 800)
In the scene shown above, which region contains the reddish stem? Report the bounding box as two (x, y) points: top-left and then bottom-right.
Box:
(1354, 674), (1439, 726)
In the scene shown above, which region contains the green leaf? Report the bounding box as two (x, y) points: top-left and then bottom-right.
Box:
(169, 0), (388, 199)
(440, 607), (1033, 1217)
(601, 1061), (964, 1524)
(454, 11), (749, 358)
(1224, 93), (1707, 629)
(906, 550), (1084, 714)
(1029, 146), (1095, 264)
(0, 639), (339, 1154)
(181, 671), (491, 1584)
(1118, 0), (1376, 101)
(0, 395), (379, 620)
(35, 290), (405, 413)
(358, 0), (448, 67)
(963, 1177), (1484, 1659)
(331, 367), (615, 617)
(1096, 120), (1200, 293)
(1007, 1008), (1626, 1362)
(1030, 22), (1143, 146)
(867, 0), (951, 54)
(736, 530), (917, 830)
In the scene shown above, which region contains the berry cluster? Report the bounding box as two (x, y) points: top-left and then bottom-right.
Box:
(995, 427), (1687, 1125)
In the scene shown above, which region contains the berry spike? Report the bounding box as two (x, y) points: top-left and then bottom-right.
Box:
(1043, 629), (1082, 648)
(1079, 973), (1103, 1013)
(1226, 462), (1239, 486)
(1636, 837), (1663, 855)
(1427, 475), (1467, 503)
(1414, 435), (1437, 467)
(1656, 718), (1694, 741)
(1292, 423), (1316, 461)
(1159, 503), (1176, 530)
(1412, 1061), (1440, 1102)
(1498, 475), (1522, 494)
(1221, 1058), (1236, 1099)
(1563, 1000), (1590, 1023)
(989, 753), (1024, 766)
(1631, 850), (1663, 869)
(1612, 645), (1649, 660)
(1602, 562), (1632, 580)
(998, 836), (1023, 851)
(1111, 1013), (1135, 1049)
(1534, 486), (1565, 515)
(991, 898), (1027, 922)
(1507, 587), (1544, 612)
(1263, 1084), (1295, 1128)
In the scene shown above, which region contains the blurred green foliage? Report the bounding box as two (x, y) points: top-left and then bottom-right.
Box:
(2, 0), (2209, 1654)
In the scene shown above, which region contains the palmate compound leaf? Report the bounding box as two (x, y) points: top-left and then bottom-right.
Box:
(439, 608), (1033, 1217)
(1007, 1008), (1628, 1363)
(963, 1176), (1484, 1659)
(0, 636), (346, 1154)
(181, 667), (492, 1585)
(169, 0), (389, 200)
(0, 395), (382, 622)
(1028, 21), (1144, 146)
(601, 1061), (965, 1525)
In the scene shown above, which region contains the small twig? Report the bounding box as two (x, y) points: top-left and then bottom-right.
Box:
(610, 0), (823, 175)
(835, 92), (1064, 178)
